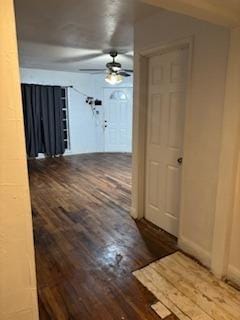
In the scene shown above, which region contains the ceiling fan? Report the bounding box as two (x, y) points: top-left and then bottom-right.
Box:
(79, 51), (133, 85)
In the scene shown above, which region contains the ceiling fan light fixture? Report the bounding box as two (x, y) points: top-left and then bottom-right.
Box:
(105, 72), (123, 85)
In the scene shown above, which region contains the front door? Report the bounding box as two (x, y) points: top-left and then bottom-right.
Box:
(145, 47), (188, 237)
(104, 88), (132, 152)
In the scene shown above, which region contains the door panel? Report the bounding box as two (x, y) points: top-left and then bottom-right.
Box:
(148, 161), (160, 208)
(104, 88), (132, 152)
(166, 165), (180, 217)
(145, 48), (188, 237)
(168, 92), (185, 149)
(149, 94), (163, 145)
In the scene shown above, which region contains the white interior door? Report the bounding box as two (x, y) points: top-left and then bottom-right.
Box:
(145, 47), (189, 237)
(104, 88), (132, 152)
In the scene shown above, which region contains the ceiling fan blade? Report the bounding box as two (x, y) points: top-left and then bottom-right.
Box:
(78, 69), (106, 73)
(56, 53), (101, 63)
(79, 68), (106, 71)
(123, 53), (134, 59)
(118, 71), (131, 77)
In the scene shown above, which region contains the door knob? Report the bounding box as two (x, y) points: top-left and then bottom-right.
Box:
(177, 157), (183, 164)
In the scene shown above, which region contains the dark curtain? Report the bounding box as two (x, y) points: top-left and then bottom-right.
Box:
(21, 84), (65, 157)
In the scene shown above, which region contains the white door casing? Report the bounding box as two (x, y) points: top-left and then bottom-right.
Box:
(145, 48), (189, 237)
(104, 87), (133, 152)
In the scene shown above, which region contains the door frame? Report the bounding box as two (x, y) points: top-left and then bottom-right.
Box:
(131, 37), (194, 237)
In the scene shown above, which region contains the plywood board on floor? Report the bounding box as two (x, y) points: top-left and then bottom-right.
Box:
(133, 251), (240, 320)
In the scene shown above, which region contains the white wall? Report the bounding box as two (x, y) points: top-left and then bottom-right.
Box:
(133, 9), (230, 267)
(20, 68), (133, 155)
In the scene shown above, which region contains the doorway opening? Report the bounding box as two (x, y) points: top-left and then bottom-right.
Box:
(14, 1), (180, 318)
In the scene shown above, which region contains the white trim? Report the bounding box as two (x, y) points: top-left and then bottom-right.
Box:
(178, 236), (211, 268)
(130, 207), (137, 219)
(139, 36), (193, 57)
(131, 53), (148, 219)
(227, 265), (240, 287)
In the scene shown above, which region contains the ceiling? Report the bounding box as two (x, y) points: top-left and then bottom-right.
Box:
(14, 0), (157, 72)
(141, 0), (240, 27)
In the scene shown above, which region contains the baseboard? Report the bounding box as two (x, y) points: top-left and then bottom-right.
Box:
(227, 265), (240, 287)
(130, 207), (137, 219)
(178, 236), (211, 268)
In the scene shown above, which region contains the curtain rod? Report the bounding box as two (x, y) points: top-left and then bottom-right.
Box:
(63, 85), (89, 98)
(21, 83), (90, 99)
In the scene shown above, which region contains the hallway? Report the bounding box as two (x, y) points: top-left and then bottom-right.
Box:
(28, 153), (177, 319)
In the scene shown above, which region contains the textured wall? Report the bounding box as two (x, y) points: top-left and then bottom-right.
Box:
(0, 1), (39, 319)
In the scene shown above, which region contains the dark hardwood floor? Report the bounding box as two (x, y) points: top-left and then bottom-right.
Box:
(28, 153), (178, 320)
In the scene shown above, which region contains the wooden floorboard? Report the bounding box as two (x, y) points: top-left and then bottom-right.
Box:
(28, 153), (178, 320)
